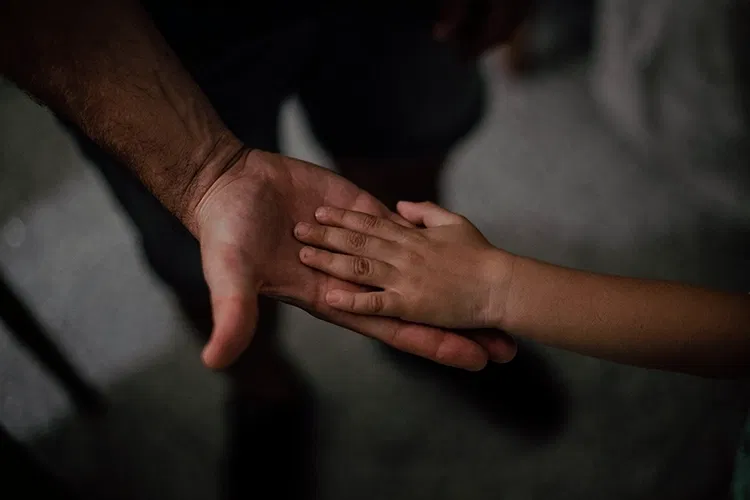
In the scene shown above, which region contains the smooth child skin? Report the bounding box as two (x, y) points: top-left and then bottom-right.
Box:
(295, 201), (750, 378)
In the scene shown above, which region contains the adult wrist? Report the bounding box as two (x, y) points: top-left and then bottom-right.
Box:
(176, 133), (248, 236)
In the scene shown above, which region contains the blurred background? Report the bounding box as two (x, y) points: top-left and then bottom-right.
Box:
(1, 0), (750, 498)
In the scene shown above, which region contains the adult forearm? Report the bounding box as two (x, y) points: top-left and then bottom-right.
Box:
(0, 0), (242, 232)
(496, 254), (750, 377)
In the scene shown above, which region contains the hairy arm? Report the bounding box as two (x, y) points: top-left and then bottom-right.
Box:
(1, 6), (511, 372)
(0, 0), (241, 231)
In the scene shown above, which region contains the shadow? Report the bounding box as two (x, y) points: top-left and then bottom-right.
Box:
(222, 389), (319, 500)
(3, 279), (319, 500)
(14, 342), (319, 500)
(0, 423), (92, 500)
(0, 268), (106, 415)
(168, 291), (320, 500)
(382, 340), (569, 443)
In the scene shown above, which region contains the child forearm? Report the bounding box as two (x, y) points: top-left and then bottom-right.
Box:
(494, 253), (750, 377)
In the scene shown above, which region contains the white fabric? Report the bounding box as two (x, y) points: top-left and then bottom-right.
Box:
(592, 0), (750, 215)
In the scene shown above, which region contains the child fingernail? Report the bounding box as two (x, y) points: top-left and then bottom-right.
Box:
(326, 290), (343, 304)
(315, 207), (328, 219)
(295, 222), (311, 237)
(300, 246), (314, 259)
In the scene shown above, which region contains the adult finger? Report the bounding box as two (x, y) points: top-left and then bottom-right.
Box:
(467, 329), (518, 364)
(324, 289), (402, 317)
(199, 240), (260, 370)
(324, 306), (489, 371)
(288, 274), (487, 370)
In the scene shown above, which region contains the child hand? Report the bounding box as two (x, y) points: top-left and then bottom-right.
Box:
(293, 201), (514, 329)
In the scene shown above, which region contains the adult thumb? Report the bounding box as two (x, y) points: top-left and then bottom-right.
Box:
(199, 242), (260, 370)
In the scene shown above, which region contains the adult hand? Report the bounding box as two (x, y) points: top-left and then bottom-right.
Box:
(191, 150), (517, 371)
(435, 0), (532, 58)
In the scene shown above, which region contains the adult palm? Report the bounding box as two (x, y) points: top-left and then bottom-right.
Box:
(193, 150), (517, 370)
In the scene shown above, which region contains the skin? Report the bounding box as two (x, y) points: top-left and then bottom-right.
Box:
(295, 201), (750, 379)
(0, 0), (521, 371)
